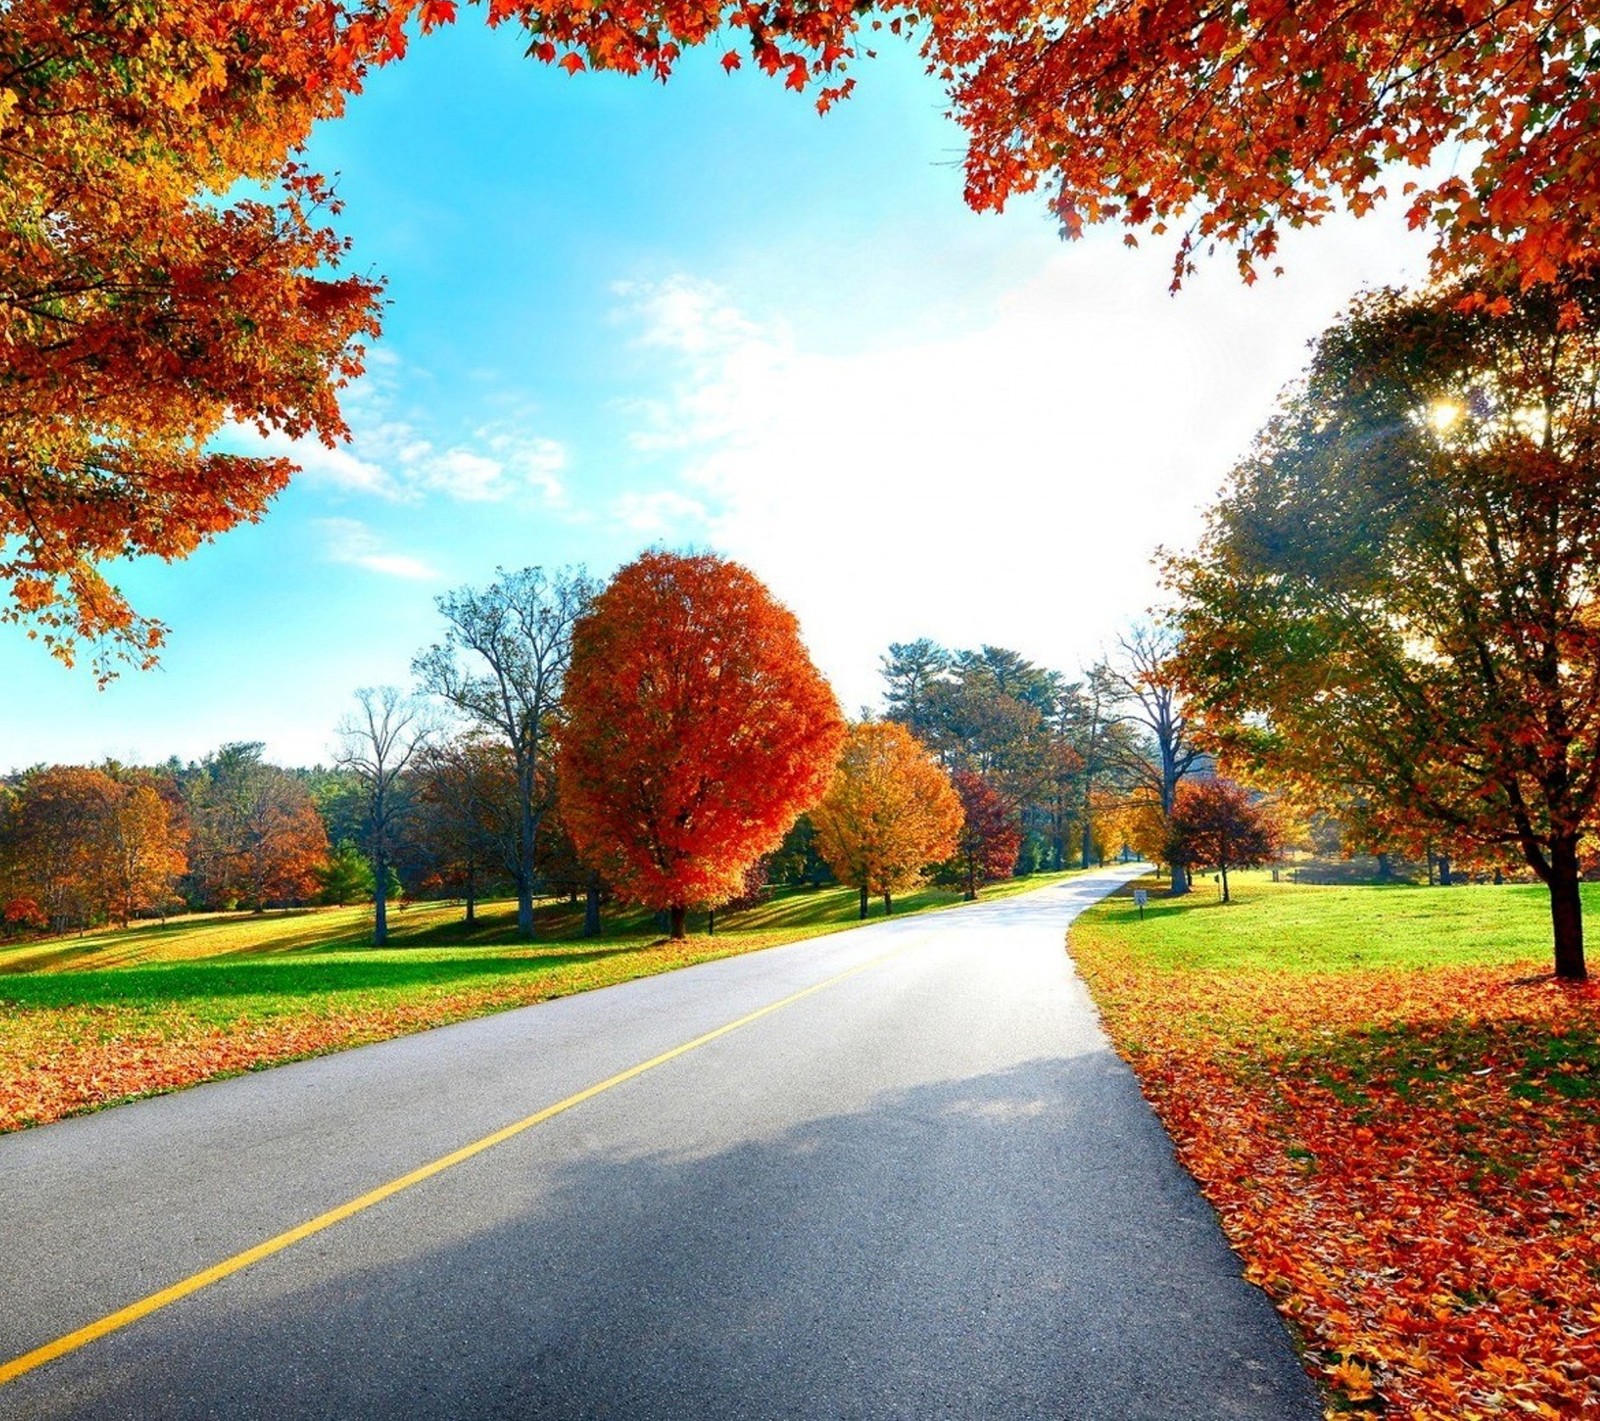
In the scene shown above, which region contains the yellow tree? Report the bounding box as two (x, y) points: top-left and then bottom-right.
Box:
(106, 783), (188, 926)
(813, 722), (963, 918)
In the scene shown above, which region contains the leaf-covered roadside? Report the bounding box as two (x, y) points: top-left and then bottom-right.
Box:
(1069, 884), (1600, 1418)
(0, 934), (806, 1133)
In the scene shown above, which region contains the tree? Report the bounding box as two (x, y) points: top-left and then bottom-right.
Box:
(1169, 280), (1600, 978)
(1166, 779), (1279, 904)
(881, 639), (953, 731)
(187, 744), (328, 910)
(0, 766), (119, 930)
(1, 1), (384, 674)
(411, 735), (521, 925)
(414, 566), (595, 939)
(335, 686), (432, 945)
(942, 769), (1022, 900)
(559, 551), (844, 939)
(812, 721), (964, 918)
(317, 842), (377, 906)
(104, 780), (187, 925)
(931, 0), (1600, 289)
(1102, 623), (1203, 894)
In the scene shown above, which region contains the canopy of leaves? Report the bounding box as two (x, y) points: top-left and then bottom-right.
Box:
(926, 0), (1600, 289)
(187, 744), (329, 909)
(1, 1), (388, 673)
(557, 551), (844, 919)
(0, 765), (186, 929)
(812, 721), (963, 899)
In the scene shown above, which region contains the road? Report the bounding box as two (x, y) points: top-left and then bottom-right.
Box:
(0, 867), (1318, 1419)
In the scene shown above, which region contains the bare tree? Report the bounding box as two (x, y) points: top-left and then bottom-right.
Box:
(413, 566), (595, 939)
(1102, 622), (1203, 893)
(336, 687), (433, 946)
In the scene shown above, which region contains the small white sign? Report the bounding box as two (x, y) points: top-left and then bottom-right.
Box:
(1133, 889), (1149, 909)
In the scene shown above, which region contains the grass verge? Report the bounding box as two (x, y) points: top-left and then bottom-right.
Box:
(1070, 872), (1600, 1418)
(0, 871), (1082, 1133)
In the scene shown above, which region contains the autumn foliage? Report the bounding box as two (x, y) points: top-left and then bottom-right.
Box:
(0, 767), (186, 930)
(1073, 886), (1600, 1417)
(558, 552), (844, 938)
(18, 0), (1600, 667)
(1165, 778), (1278, 903)
(924, 0), (1600, 290)
(1171, 279), (1600, 978)
(1, 1), (386, 672)
(943, 769), (1021, 901)
(812, 721), (963, 917)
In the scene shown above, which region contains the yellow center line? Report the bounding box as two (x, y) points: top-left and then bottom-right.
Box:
(0, 937), (917, 1389)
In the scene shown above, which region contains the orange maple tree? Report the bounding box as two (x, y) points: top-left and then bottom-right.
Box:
(812, 720), (963, 918)
(1, 1), (390, 673)
(557, 551), (844, 939)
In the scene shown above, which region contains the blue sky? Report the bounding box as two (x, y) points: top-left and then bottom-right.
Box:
(0, 21), (1429, 771)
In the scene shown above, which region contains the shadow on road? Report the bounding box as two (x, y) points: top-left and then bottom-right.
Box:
(25, 1054), (1319, 1420)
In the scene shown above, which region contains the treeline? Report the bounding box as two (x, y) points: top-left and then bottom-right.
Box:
(0, 554), (1231, 943)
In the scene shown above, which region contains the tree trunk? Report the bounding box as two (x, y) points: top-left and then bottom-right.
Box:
(373, 846), (388, 947)
(516, 771), (537, 939)
(1080, 818), (1093, 871)
(883, 890), (894, 916)
(1220, 861), (1231, 904)
(1549, 836), (1587, 981)
(464, 867), (476, 926)
(859, 885), (869, 919)
(1376, 852), (1393, 881)
(1437, 856), (1453, 888)
(583, 881), (601, 938)
(707, 907), (716, 936)
(669, 904), (687, 940)
(1170, 861), (1190, 896)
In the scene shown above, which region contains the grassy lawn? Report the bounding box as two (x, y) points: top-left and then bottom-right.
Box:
(0, 870), (1083, 1133)
(1070, 872), (1600, 1418)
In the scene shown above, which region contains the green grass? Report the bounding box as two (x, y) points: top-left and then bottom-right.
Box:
(1096, 868), (1574, 972)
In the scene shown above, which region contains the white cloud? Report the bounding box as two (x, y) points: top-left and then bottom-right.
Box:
(221, 357), (568, 509)
(610, 489), (709, 534)
(612, 214), (1431, 713)
(244, 426), (394, 497)
(316, 518), (440, 581)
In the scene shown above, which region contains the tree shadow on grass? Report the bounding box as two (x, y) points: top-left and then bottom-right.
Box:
(0, 943), (666, 1009)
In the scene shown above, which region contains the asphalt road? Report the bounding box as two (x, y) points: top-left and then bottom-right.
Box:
(0, 867), (1319, 1419)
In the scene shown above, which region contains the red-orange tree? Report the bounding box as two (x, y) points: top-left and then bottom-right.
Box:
(812, 721), (963, 917)
(1165, 779), (1279, 904)
(558, 552), (844, 939)
(942, 768), (1020, 901)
